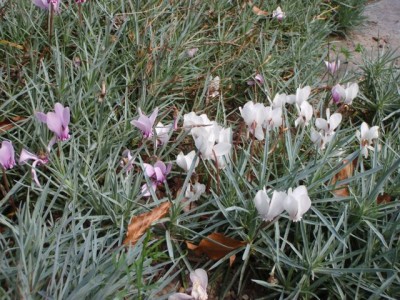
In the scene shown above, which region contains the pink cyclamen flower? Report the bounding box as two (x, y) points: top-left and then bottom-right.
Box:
(32, 0), (60, 13)
(19, 149), (49, 187)
(36, 103), (71, 150)
(131, 107), (158, 139)
(325, 60), (340, 75)
(76, 0), (87, 3)
(141, 160), (172, 196)
(247, 74), (264, 86)
(0, 141), (15, 170)
(169, 268), (208, 300)
(272, 6), (285, 21)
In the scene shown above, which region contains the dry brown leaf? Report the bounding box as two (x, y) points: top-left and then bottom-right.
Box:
(123, 201), (171, 246)
(330, 159), (355, 197)
(0, 40), (24, 50)
(252, 6), (268, 16)
(0, 116), (26, 134)
(377, 193), (392, 204)
(186, 232), (247, 260)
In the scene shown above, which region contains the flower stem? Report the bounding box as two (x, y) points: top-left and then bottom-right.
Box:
(2, 168), (16, 211)
(48, 4), (54, 44)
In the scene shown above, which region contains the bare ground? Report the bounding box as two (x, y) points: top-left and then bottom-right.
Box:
(331, 0), (400, 69)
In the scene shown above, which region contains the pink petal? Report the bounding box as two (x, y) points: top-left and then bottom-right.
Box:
(63, 107), (70, 127)
(46, 112), (63, 137)
(0, 141), (15, 169)
(154, 161), (166, 173)
(149, 107), (159, 125)
(143, 163), (155, 177)
(31, 160), (42, 187)
(19, 149), (39, 164)
(36, 112), (47, 123)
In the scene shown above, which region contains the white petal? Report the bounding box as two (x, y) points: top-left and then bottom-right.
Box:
(360, 122), (369, 139)
(213, 142), (231, 157)
(176, 152), (189, 171)
(283, 194), (299, 221)
(254, 125), (265, 141)
(344, 83), (359, 104)
(315, 118), (328, 131)
(254, 189), (270, 218)
(329, 113), (342, 131)
(265, 191), (286, 221)
(296, 86), (311, 105)
(191, 269), (208, 289)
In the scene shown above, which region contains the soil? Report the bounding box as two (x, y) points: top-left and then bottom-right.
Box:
(331, 0), (400, 69)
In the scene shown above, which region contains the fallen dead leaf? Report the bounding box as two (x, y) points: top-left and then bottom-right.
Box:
(252, 6), (268, 16)
(330, 159), (355, 197)
(377, 193), (392, 204)
(186, 232), (247, 261)
(0, 116), (26, 133)
(0, 39), (24, 50)
(123, 201), (171, 246)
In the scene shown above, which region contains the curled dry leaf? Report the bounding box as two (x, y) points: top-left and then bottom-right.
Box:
(252, 6), (268, 16)
(330, 159), (355, 197)
(0, 116), (26, 134)
(123, 201), (171, 246)
(186, 232), (247, 261)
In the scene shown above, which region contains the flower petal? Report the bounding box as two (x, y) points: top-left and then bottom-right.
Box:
(36, 112), (47, 123)
(191, 268), (208, 289)
(19, 149), (39, 164)
(254, 189), (270, 218)
(46, 112), (63, 137)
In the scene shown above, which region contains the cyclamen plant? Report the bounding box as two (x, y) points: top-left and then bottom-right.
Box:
(131, 107), (158, 140)
(36, 103), (71, 151)
(254, 186), (312, 222)
(141, 160), (172, 196)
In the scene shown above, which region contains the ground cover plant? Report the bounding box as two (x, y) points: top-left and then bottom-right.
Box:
(0, 0), (399, 299)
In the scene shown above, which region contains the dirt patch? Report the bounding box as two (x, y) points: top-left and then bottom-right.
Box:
(331, 0), (400, 69)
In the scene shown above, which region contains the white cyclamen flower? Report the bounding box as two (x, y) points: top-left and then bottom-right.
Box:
(331, 82), (359, 105)
(183, 112), (213, 131)
(185, 182), (206, 202)
(155, 122), (172, 145)
(240, 101), (266, 140)
(357, 122), (379, 158)
(176, 150), (199, 172)
(168, 268), (208, 300)
(190, 269), (208, 300)
(193, 126), (231, 167)
(315, 109), (342, 136)
(263, 106), (283, 130)
(295, 101), (313, 127)
(283, 186), (312, 222)
(286, 86), (311, 105)
(272, 93), (288, 108)
(310, 127), (332, 150)
(254, 188), (287, 222)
